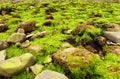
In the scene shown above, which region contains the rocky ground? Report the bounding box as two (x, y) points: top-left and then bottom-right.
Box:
(0, 1), (120, 79)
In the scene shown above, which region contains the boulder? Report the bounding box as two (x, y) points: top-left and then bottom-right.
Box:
(0, 50), (6, 61)
(0, 53), (35, 77)
(30, 64), (44, 75)
(35, 70), (68, 79)
(104, 31), (120, 43)
(7, 33), (26, 43)
(0, 24), (8, 32)
(52, 47), (97, 71)
(15, 21), (36, 33)
(0, 41), (9, 51)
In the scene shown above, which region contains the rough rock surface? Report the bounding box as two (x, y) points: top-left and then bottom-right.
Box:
(26, 45), (42, 53)
(15, 21), (36, 33)
(35, 70), (68, 79)
(0, 50), (6, 61)
(0, 53), (35, 77)
(0, 41), (9, 51)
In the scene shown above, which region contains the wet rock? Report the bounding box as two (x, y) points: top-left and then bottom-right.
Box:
(15, 21), (36, 33)
(0, 50), (6, 61)
(26, 45), (42, 53)
(30, 31), (48, 40)
(104, 31), (120, 43)
(0, 24), (8, 32)
(7, 33), (26, 43)
(35, 70), (68, 79)
(30, 64), (44, 75)
(0, 41), (9, 51)
(52, 47), (97, 71)
(45, 15), (54, 20)
(0, 53), (35, 77)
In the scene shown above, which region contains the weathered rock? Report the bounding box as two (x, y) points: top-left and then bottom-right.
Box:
(17, 28), (25, 33)
(7, 33), (26, 43)
(0, 24), (8, 32)
(0, 41), (9, 50)
(35, 70), (68, 79)
(0, 53), (35, 77)
(26, 45), (42, 53)
(0, 50), (6, 61)
(52, 47), (97, 71)
(104, 31), (120, 43)
(30, 31), (48, 40)
(15, 21), (36, 33)
(95, 36), (107, 46)
(30, 64), (44, 75)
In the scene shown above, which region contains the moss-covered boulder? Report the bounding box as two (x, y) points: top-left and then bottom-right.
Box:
(52, 47), (97, 72)
(0, 53), (35, 77)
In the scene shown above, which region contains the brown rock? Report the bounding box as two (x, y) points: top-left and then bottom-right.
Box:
(15, 21), (36, 33)
(0, 24), (8, 32)
(0, 41), (9, 51)
(45, 15), (54, 20)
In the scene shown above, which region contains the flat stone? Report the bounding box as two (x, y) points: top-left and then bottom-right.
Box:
(0, 50), (6, 61)
(0, 53), (35, 77)
(30, 64), (44, 75)
(35, 70), (68, 79)
(7, 33), (26, 43)
(104, 31), (120, 43)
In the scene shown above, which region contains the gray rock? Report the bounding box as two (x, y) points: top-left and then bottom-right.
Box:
(30, 64), (44, 75)
(30, 31), (48, 40)
(104, 31), (120, 43)
(35, 70), (68, 79)
(0, 41), (9, 51)
(0, 50), (6, 61)
(26, 45), (42, 53)
(0, 53), (35, 77)
(0, 24), (8, 32)
(7, 33), (26, 43)
(21, 40), (31, 48)
(17, 28), (25, 33)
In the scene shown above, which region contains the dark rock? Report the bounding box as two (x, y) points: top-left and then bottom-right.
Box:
(15, 21), (36, 33)
(42, 20), (53, 26)
(0, 6), (13, 15)
(0, 24), (8, 32)
(0, 41), (9, 51)
(95, 36), (107, 46)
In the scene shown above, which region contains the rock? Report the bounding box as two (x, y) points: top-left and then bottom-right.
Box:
(0, 6), (13, 15)
(30, 31), (48, 40)
(21, 40), (31, 48)
(15, 21), (36, 33)
(7, 33), (26, 43)
(61, 42), (73, 49)
(42, 20), (53, 26)
(105, 23), (120, 31)
(45, 15), (54, 20)
(17, 28), (25, 33)
(26, 34), (34, 40)
(0, 41), (9, 51)
(35, 70), (68, 79)
(95, 36), (107, 46)
(104, 31), (120, 43)
(52, 47), (97, 71)
(43, 55), (52, 64)
(0, 53), (35, 77)
(30, 64), (44, 75)
(26, 45), (42, 53)
(0, 50), (6, 61)
(0, 24), (8, 32)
